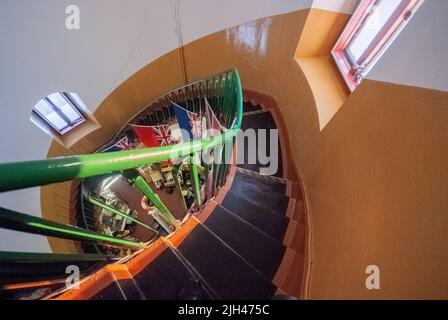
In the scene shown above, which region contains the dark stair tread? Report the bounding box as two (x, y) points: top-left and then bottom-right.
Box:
(243, 101), (262, 113)
(133, 247), (211, 300)
(221, 192), (288, 240)
(92, 278), (146, 300)
(176, 224), (276, 300)
(234, 169), (287, 196)
(119, 279), (146, 300)
(241, 111), (276, 130)
(231, 174), (289, 216)
(204, 205), (286, 280)
(238, 111), (283, 178)
(92, 281), (126, 300)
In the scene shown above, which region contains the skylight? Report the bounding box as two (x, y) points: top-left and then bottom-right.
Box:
(332, 0), (424, 92)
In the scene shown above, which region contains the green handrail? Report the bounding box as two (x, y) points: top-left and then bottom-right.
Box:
(0, 131), (235, 192)
(0, 70), (242, 193)
(0, 207), (145, 249)
(0, 69), (242, 256)
(0, 251), (113, 262)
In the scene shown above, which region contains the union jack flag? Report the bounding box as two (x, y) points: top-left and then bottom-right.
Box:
(189, 112), (202, 139)
(130, 124), (176, 148)
(102, 136), (131, 153)
(153, 125), (176, 146)
(172, 102), (203, 142)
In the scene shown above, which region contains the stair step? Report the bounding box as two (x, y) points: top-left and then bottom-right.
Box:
(176, 224), (276, 299)
(133, 246), (212, 300)
(230, 173), (290, 216)
(243, 101), (262, 113)
(91, 278), (145, 300)
(234, 168), (287, 196)
(273, 248), (305, 298)
(221, 192), (288, 241)
(91, 281), (126, 300)
(238, 111), (283, 178)
(204, 205), (286, 280)
(283, 219), (306, 254)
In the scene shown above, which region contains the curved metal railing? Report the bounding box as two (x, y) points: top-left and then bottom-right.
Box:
(0, 69), (242, 268)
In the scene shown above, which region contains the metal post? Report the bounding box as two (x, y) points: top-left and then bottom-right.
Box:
(87, 194), (159, 233)
(173, 164), (188, 211)
(131, 176), (180, 232)
(0, 207), (145, 249)
(189, 155), (202, 207)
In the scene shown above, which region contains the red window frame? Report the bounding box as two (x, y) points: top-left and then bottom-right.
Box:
(332, 0), (424, 92)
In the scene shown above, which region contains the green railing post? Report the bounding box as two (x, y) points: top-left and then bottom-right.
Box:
(212, 144), (224, 194)
(0, 251), (113, 262)
(0, 207), (145, 249)
(189, 155), (202, 207)
(173, 164), (188, 211)
(87, 194), (159, 233)
(131, 176), (180, 232)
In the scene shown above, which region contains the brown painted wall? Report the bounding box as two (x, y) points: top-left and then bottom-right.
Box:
(305, 80), (448, 299)
(173, 9), (448, 299)
(43, 8), (448, 298)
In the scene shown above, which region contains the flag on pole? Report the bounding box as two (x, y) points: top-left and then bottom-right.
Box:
(130, 124), (176, 147)
(102, 136), (131, 153)
(205, 97), (222, 137)
(171, 102), (203, 142)
(203, 97), (224, 200)
(168, 123), (183, 143)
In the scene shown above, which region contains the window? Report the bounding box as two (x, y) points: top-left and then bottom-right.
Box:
(32, 92), (85, 135)
(332, 0), (424, 92)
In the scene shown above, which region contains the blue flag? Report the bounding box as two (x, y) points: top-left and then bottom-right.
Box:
(171, 102), (202, 142)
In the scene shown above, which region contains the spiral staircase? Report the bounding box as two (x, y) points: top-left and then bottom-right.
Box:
(0, 70), (306, 300)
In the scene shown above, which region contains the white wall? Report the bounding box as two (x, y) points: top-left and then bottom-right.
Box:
(0, 0), (179, 252)
(0, 0), (313, 252)
(367, 0), (448, 92)
(312, 0), (358, 14)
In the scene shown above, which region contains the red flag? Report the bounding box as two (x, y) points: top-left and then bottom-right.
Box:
(130, 124), (175, 147)
(205, 97), (222, 137)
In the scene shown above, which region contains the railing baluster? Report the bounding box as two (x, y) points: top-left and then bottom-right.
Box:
(173, 164), (188, 211)
(189, 155), (202, 207)
(0, 207), (145, 249)
(87, 194), (159, 233)
(130, 175), (180, 232)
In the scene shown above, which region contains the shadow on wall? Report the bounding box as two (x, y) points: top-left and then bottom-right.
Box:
(294, 8), (351, 131)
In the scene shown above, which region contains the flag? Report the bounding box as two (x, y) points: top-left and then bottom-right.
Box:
(168, 123), (183, 143)
(205, 97), (222, 137)
(131, 124), (176, 147)
(102, 136), (131, 153)
(203, 98), (223, 200)
(171, 102), (202, 142)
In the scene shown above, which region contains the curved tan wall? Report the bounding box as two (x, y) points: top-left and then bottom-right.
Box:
(43, 8), (448, 299)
